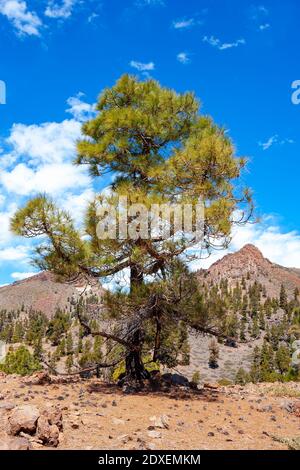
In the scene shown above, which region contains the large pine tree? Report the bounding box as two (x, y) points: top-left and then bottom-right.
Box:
(11, 75), (252, 387)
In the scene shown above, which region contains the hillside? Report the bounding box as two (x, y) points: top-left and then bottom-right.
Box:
(197, 244), (300, 299)
(177, 245), (300, 383)
(0, 272), (104, 318)
(0, 245), (299, 385)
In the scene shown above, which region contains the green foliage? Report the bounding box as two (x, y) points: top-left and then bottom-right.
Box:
(191, 370), (201, 385)
(218, 378), (233, 386)
(208, 338), (219, 369)
(0, 346), (42, 376)
(235, 367), (251, 385)
(46, 310), (71, 346)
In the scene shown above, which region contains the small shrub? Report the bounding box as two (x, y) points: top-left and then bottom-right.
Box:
(218, 378), (233, 386)
(235, 367), (251, 385)
(191, 370), (201, 385)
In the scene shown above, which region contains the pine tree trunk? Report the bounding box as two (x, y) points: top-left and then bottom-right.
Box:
(122, 264), (150, 390)
(123, 324), (150, 390)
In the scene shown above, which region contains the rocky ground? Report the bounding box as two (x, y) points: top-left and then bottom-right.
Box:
(0, 372), (300, 450)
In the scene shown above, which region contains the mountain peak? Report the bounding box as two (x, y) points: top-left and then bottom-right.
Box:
(198, 244), (300, 299)
(238, 244), (265, 259)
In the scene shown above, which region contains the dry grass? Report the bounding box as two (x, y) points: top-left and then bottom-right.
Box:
(267, 384), (300, 398)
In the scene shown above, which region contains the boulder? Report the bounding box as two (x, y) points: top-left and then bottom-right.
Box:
(42, 406), (63, 431)
(161, 373), (189, 387)
(36, 416), (60, 447)
(8, 405), (40, 436)
(22, 371), (51, 386)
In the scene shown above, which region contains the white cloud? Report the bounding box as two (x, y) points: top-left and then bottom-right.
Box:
(257, 5), (269, 15)
(135, 0), (165, 6)
(203, 35), (246, 50)
(259, 135), (294, 151)
(0, 91), (98, 281)
(177, 52), (190, 64)
(251, 5), (270, 31)
(45, 0), (78, 19)
(6, 119), (82, 166)
(173, 18), (195, 29)
(259, 135), (278, 150)
(11, 271), (37, 280)
(259, 23), (270, 31)
(66, 93), (96, 122)
(0, 162), (90, 196)
(0, 245), (29, 262)
(0, 202), (18, 245)
(130, 60), (155, 71)
(0, 0), (42, 36)
(87, 12), (98, 23)
(60, 188), (94, 223)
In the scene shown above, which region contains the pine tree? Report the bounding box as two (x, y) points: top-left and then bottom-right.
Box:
(258, 308), (266, 330)
(209, 338), (220, 369)
(251, 317), (260, 338)
(93, 336), (103, 363)
(235, 367), (250, 385)
(66, 332), (73, 355)
(280, 284), (288, 311)
(11, 75), (252, 385)
(250, 346), (261, 383)
(66, 354), (74, 373)
(239, 318), (246, 342)
(275, 345), (290, 375)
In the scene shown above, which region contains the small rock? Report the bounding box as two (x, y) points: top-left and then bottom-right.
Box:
(112, 418), (125, 426)
(116, 434), (132, 444)
(149, 415), (169, 429)
(0, 436), (31, 450)
(257, 404), (273, 413)
(147, 430), (162, 439)
(0, 402), (15, 411)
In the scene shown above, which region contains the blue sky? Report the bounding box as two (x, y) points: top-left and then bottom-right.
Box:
(0, 0), (300, 285)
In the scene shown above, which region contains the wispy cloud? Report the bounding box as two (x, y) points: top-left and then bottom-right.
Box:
(11, 271), (37, 281)
(45, 0), (78, 19)
(66, 92), (96, 122)
(0, 0), (42, 36)
(251, 4), (271, 31)
(130, 60), (155, 71)
(173, 18), (195, 30)
(259, 135), (295, 151)
(259, 23), (270, 31)
(177, 52), (191, 64)
(135, 0), (165, 6)
(203, 35), (245, 50)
